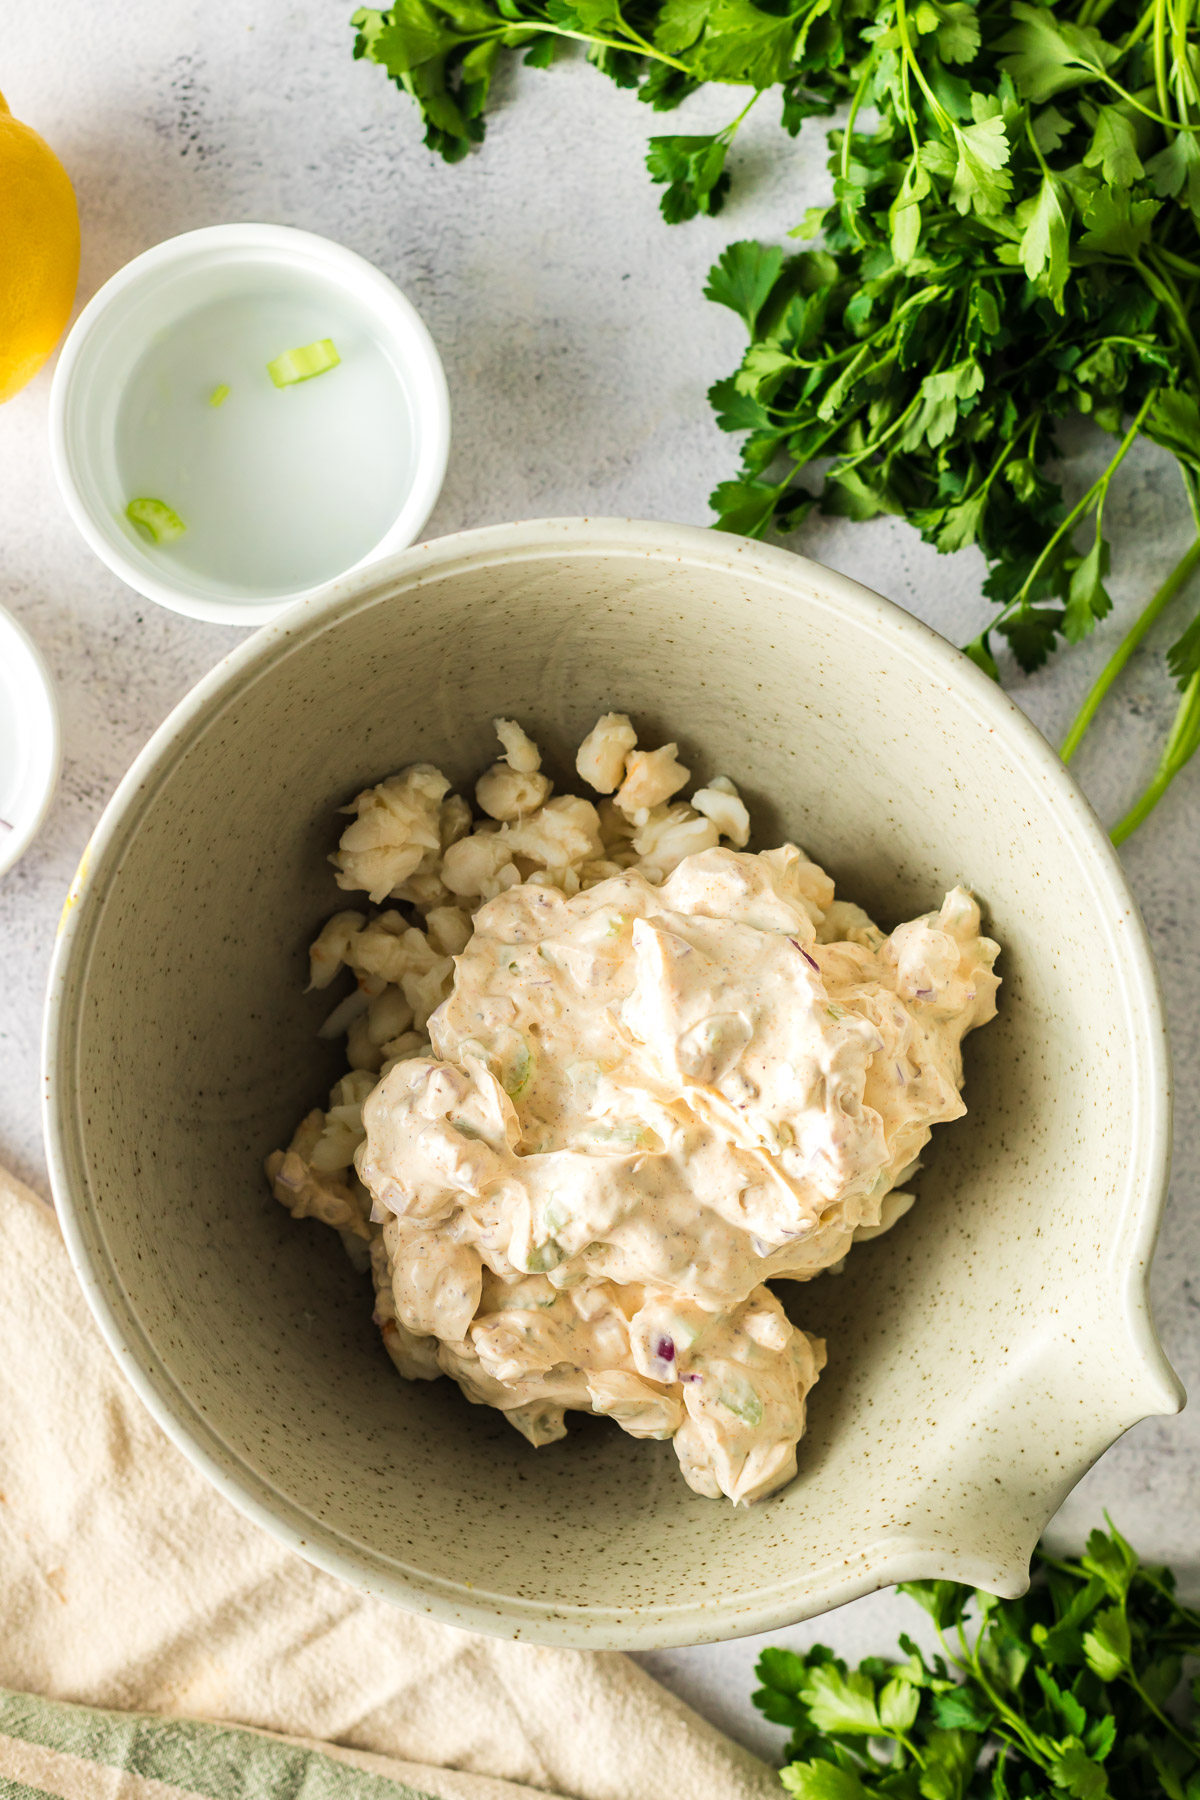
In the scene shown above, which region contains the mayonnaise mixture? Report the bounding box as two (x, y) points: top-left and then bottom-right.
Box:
(268, 715), (1000, 1504)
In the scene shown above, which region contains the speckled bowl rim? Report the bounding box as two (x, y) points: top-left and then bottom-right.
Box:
(42, 517), (1183, 1648)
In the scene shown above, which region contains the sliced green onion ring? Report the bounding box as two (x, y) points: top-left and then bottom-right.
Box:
(208, 383), (231, 408)
(125, 497), (187, 544)
(266, 338), (341, 388)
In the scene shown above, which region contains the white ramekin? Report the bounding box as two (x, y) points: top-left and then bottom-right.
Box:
(49, 224), (450, 629)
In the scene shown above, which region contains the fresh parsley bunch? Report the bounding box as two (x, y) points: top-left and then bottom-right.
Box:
(350, 0), (1200, 835)
(755, 1525), (1200, 1800)
(706, 0), (1200, 838)
(350, 0), (851, 207)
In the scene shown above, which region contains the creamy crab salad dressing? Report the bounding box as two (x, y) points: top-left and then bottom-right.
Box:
(267, 714), (1000, 1504)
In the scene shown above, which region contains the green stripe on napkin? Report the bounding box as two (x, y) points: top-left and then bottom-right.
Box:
(0, 1688), (440, 1800)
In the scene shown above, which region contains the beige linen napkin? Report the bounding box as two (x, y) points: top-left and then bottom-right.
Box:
(0, 1162), (779, 1800)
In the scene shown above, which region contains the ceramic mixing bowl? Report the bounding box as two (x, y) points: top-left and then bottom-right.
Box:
(43, 518), (1182, 1649)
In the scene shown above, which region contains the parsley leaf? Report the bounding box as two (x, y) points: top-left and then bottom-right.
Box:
(900, 1580), (971, 1630)
(710, 475), (786, 534)
(934, 2), (981, 65)
(1064, 527), (1113, 641)
(1147, 130), (1200, 216)
(704, 240), (785, 333)
(652, 0), (708, 53)
(1017, 174), (1071, 307)
(932, 1686), (994, 1731)
(1083, 105), (1145, 185)
(950, 112), (1013, 216)
(756, 1529), (1200, 1800)
(1081, 1523), (1139, 1597)
(350, 0), (1200, 842)
(1167, 610), (1200, 686)
(780, 1764), (868, 1800)
(1083, 1605), (1132, 1678)
(646, 131), (731, 219)
(800, 1664), (881, 1734)
(1049, 1742), (1111, 1799)
(1080, 186), (1161, 255)
(705, 0), (799, 81)
(995, 3), (1118, 104)
(1000, 605), (1065, 670)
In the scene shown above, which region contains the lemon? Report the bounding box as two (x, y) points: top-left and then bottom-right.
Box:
(0, 88), (80, 404)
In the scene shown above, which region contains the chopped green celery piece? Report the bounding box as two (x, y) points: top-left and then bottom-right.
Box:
(661, 1313), (699, 1350)
(719, 1382), (763, 1426)
(502, 1037), (534, 1098)
(125, 497), (187, 544)
(584, 1121), (658, 1151)
(267, 338), (341, 388)
(526, 1239), (564, 1274)
(208, 383), (231, 408)
(541, 1197), (570, 1236)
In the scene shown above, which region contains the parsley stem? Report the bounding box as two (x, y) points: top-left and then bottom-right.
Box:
(789, 285), (947, 373)
(1171, 0), (1200, 120)
(432, 12), (694, 68)
(840, 63), (877, 239)
(828, 390), (923, 469)
(724, 88), (762, 135)
(1113, 1585), (1200, 1751)
(1096, 63), (1195, 129)
(948, 420), (1030, 508)
(1140, 254), (1200, 382)
(825, 326), (960, 474)
(1139, 1565), (1200, 1631)
(1061, 530), (1200, 763)
(1111, 665), (1200, 842)
(1181, 463), (1200, 534)
(1117, 0), (1157, 46)
(894, 0), (950, 127)
(514, 17), (694, 72)
(1154, 0), (1174, 128)
(1000, 391), (1156, 627)
(1024, 114), (1053, 182)
(895, 1730), (927, 1770)
(607, 1), (674, 62)
(1129, 1641), (1200, 1749)
(897, 54), (921, 159)
(951, 1618), (1058, 1765)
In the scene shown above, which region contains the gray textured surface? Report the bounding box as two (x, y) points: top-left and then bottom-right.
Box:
(0, 0), (1196, 1763)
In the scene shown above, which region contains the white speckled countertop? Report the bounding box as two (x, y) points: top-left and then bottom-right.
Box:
(1, 0), (1197, 1761)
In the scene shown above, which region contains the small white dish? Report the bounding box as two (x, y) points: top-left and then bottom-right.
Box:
(49, 224), (451, 628)
(0, 607), (61, 877)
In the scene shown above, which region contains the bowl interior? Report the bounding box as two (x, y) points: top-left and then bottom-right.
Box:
(53, 229), (448, 621)
(49, 527), (1177, 1645)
